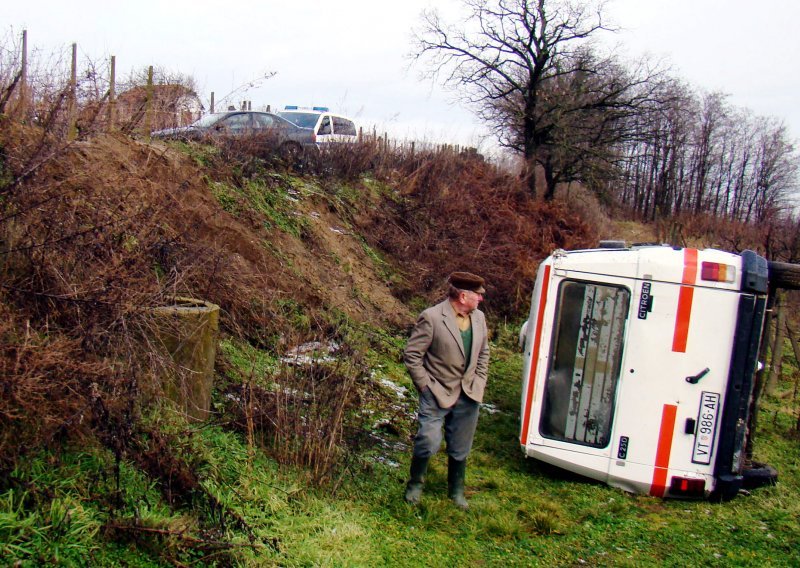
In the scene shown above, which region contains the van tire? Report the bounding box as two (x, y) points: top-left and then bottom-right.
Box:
(741, 462), (778, 489)
(768, 261), (800, 290)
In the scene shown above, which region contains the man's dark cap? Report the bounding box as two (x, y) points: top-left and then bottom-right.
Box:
(448, 271), (486, 294)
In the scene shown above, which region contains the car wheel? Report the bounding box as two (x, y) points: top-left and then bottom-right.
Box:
(279, 141), (303, 164)
(768, 261), (800, 290)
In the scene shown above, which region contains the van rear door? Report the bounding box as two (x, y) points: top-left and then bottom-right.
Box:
(522, 268), (634, 483)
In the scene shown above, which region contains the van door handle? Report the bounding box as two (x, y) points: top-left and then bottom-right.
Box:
(685, 368), (710, 384)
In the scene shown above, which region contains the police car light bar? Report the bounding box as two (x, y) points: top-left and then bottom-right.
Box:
(283, 105), (330, 112)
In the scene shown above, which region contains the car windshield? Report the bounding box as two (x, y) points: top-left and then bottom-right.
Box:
(192, 114), (226, 128)
(277, 112), (319, 129)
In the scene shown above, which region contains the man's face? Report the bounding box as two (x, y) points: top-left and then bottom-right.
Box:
(461, 290), (484, 312)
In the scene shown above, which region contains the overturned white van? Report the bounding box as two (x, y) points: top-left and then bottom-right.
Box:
(519, 243), (795, 499)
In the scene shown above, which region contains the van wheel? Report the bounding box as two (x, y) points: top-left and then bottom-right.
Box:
(279, 141), (302, 164)
(768, 261), (800, 290)
(741, 462), (778, 489)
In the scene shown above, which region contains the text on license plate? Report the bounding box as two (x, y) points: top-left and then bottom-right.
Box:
(692, 391), (720, 465)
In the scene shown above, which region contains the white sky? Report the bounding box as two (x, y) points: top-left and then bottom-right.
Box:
(5, 0), (800, 151)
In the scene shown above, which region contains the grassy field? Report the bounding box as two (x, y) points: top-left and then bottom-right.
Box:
(2, 322), (799, 567)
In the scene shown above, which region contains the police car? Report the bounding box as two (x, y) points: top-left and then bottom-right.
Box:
(277, 106), (358, 145)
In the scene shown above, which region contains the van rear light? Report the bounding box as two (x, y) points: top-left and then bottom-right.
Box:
(669, 476), (706, 497)
(701, 262), (736, 283)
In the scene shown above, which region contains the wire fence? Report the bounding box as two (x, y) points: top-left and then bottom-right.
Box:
(0, 29), (478, 158)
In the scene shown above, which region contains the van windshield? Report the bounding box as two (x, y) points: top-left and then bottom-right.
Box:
(540, 281), (630, 448)
(277, 112), (319, 129)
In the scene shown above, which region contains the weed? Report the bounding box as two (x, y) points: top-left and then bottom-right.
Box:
(359, 236), (393, 281)
(208, 179), (240, 215)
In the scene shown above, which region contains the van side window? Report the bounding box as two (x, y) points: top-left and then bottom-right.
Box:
(540, 281), (630, 448)
(332, 117), (357, 136)
(318, 116), (332, 135)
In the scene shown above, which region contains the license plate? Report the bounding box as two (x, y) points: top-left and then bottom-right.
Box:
(692, 391), (720, 465)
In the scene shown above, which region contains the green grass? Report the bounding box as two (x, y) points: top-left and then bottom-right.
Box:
(207, 175), (310, 238)
(3, 327), (799, 566)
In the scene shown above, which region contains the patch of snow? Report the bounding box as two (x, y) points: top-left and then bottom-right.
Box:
(379, 378), (409, 398)
(374, 457), (400, 468)
(281, 341), (340, 365)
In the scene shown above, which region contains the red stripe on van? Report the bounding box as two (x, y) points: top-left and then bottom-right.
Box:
(672, 248), (698, 352)
(650, 404), (678, 497)
(520, 264), (551, 446)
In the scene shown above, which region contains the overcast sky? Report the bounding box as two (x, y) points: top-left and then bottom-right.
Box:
(5, 0), (800, 151)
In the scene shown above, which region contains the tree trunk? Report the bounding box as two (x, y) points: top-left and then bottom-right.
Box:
(542, 161), (557, 201)
(525, 158), (538, 198)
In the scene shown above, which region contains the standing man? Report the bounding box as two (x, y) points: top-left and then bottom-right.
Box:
(403, 272), (490, 510)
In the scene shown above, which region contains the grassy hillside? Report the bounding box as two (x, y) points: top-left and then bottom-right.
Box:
(0, 124), (798, 566)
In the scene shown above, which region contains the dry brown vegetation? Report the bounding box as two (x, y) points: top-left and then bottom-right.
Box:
(357, 146), (597, 311)
(0, 91), (599, 496)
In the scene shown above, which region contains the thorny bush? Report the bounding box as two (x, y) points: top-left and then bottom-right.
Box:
(360, 146), (598, 314)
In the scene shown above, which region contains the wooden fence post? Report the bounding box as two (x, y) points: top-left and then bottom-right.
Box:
(784, 321), (800, 433)
(143, 65), (154, 137)
(67, 43), (78, 140)
(107, 55), (116, 131)
(766, 295), (786, 396)
(358, 126), (362, 143)
(18, 29), (28, 119)
(210, 91), (215, 113)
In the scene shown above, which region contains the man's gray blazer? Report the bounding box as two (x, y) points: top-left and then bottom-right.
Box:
(403, 299), (490, 408)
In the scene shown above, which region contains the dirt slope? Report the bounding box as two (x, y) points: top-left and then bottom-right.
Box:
(3, 130), (412, 333)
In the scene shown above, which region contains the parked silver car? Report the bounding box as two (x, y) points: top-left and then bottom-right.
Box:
(277, 106), (358, 145)
(151, 111), (317, 158)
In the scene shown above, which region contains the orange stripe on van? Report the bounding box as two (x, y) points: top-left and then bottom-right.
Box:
(672, 248), (698, 352)
(520, 264), (551, 446)
(650, 404), (678, 497)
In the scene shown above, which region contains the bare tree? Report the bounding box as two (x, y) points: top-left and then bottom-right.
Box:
(749, 119), (799, 223)
(615, 83), (799, 227)
(412, 0), (661, 199)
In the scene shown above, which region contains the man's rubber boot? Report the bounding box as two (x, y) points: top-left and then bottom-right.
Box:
(404, 455), (430, 505)
(448, 456), (469, 510)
